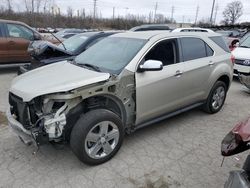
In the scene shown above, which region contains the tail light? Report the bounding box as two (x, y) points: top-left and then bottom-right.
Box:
(231, 55), (235, 65)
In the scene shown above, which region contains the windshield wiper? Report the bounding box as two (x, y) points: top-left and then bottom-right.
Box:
(240, 45), (250, 48)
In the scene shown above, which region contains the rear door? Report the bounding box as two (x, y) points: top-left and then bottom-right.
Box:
(178, 37), (215, 102)
(6, 23), (34, 63)
(0, 23), (9, 64)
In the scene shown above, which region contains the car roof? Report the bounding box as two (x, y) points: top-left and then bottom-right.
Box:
(111, 31), (221, 40)
(0, 19), (31, 27)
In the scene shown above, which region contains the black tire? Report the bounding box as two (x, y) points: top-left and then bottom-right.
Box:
(203, 81), (227, 114)
(70, 109), (124, 165)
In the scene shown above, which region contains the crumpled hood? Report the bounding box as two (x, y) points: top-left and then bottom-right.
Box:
(232, 47), (250, 60)
(10, 62), (110, 102)
(28, 40), (72, 60)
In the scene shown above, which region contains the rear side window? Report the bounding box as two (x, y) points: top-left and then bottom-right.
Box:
(181, 37), (212, 61)
(209, 36), (230, 52)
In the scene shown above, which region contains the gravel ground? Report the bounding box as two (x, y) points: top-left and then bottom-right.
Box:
(0, 70), (250, 188)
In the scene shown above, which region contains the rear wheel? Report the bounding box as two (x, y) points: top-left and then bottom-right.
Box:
(70, 109), (124, 165)
(203, 81), (227, 114)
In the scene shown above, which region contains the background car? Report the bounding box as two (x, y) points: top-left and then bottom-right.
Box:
(0, 19), (43, 67)
(54, 28), (87, 40)
(232, 34), (250, 76)
(19, 31), (120, 73)
(0, 19), (60, 67)
(216, 30), (240, 50)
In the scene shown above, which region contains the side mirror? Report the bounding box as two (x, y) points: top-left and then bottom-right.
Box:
(138, 60), (163, 72)
(33, 32), (42, 40)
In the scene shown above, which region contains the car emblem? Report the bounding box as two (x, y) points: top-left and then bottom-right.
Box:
(243, 60), (250, 66)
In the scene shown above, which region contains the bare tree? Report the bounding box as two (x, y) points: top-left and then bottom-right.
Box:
(6, 0), (12, 12)
(67, 6), (73, 18)
(36, 0), (42, 13)
(222, 1), (243, 25)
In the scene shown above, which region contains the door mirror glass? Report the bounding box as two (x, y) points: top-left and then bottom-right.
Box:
(138, 60), (163, 72)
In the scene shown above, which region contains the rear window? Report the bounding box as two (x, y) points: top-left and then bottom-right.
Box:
(180, 37), (213, 61)
(209, 36), (230, 52)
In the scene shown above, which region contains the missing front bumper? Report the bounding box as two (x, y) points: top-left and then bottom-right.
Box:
(6, 109), (34, 145)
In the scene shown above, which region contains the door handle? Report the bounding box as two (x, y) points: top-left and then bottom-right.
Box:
(175, 70), (183, 77)
(208, 61), (214, 66)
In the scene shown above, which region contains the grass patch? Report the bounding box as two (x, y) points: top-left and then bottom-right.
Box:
(0, 112), (7, 125)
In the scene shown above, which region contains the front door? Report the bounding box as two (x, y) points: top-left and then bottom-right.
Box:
(135, 38), (191, 125)
(6, 23), (33, 63)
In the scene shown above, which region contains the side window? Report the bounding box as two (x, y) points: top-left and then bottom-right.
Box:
(144, 39), (178, 66)
(209, 36), (230, 52)
(181, 37), (207, 61)
(7, 24), (34, 40)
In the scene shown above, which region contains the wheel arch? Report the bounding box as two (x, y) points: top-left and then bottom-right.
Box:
(216, 74), (230, 91)
(64, 94), (127, 141)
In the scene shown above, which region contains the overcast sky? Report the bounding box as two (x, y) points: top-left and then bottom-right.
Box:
(4, 0), (250, 23)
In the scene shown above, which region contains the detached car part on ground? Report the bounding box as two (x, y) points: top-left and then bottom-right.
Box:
(7, 31), (233, 165)
(19, 31), (119, 74)
(232, 35), (250, 89)
(222, 117), (250, 188)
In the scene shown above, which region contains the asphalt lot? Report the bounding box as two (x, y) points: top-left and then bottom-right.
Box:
(0, 69), (250, 188)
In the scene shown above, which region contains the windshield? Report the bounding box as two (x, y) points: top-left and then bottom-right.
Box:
(75, 37), (146, 74)
(58, 32), (97, 53)
(240, 36), (250, 48)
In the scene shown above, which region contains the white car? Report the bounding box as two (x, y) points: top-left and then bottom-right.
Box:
(232, 35), (250, 75)
(232, 35), (250, 89)
(172, 28), (214, 33)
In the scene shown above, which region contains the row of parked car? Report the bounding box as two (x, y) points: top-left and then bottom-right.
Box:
(1, 18), (248, 89)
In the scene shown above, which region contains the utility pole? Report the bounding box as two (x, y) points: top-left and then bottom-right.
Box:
(171, 6), (175, 23)
(112, 7), (115, 20)
(154, 2), (158, 23)
(93, 0), (97, 24)
(194, 5), (199, 25)
(210, 0), (216, 25)
(213, 4), (219, 25)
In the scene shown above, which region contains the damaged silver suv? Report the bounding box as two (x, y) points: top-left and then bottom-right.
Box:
(7, 31), (233, 165)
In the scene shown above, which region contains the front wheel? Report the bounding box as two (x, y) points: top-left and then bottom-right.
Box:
(70, 109), (124, 165)
(203, 81), (227, 114)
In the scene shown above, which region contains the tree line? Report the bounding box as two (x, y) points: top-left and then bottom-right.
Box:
(0, 0), (246, 29)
